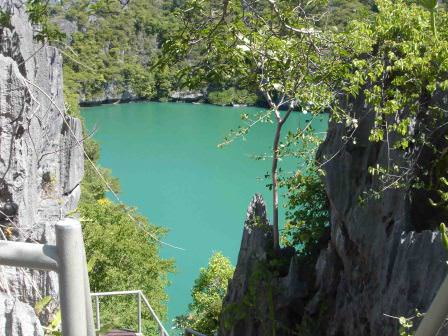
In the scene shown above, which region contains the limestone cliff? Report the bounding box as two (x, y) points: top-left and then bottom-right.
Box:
(219, 195), (312, 336)
(0, 0), (84, 334)
(220, 98), (448, 335)
(308, 92), (448, 335)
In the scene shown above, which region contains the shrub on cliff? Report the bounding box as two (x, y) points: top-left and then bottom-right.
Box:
(281, 167), (329, 258)
(174, 252), (234, 335)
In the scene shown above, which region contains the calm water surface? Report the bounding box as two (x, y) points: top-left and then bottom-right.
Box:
(82, 102), (327, 330)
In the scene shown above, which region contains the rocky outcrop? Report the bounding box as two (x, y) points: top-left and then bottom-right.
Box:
(79, 82), (139, 105)
(221, 97), (448, 335)
(0, 0), (84, 334)
(80, 89), (204, 106)
(306, 92), (448, 335)
(219, 195), (311, 336)
(169, 90), (204, 102)
(219, 195), (275, 336)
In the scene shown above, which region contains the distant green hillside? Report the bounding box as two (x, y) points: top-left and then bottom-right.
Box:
(53, 0), (375, 105)
(52, 0), (181, 103)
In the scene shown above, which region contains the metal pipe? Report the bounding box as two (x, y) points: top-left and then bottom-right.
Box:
(91, 290), (141, 296)
(0, 241), (58, 271)
(415, 274), (448, 336)
(137, 291), (142, 334)
(82, 243), (95, 336)
(90, 290), (170, 335)
(184, 328), (208, 336)
(95, 296), (100, 331)
(56, 218), (88, 336)
(140, 292), (170, 336)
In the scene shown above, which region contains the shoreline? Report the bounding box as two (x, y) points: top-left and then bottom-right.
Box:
(80, 97), (260, 109)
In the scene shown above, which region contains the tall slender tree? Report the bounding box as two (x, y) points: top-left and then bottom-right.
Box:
(163, 0), (336, 249)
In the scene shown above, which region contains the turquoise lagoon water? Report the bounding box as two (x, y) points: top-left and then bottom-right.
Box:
(82, 102), (327, 331)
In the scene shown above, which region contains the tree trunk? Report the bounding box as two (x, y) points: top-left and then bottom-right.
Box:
(272, 121), (282, 251)
(270, 105), (294, 251)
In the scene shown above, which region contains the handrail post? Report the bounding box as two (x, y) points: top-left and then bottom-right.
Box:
(82, 243), (95, 336)
(95, 296), (101, 331)
(90, 290), (170, 336)
(0, 217), (94, 335)
(56, 218), (91, 336)
(138, 291), (142, 334)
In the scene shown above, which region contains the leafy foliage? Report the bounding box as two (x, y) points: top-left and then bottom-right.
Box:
(174, 252), (234, 336)
(281, 167), (329, 257)
(52, 0), (377, 104)
(208, 88), (258, 106)
(34, 296), (62, 335)
(0, 9), (12, 28)
(80, 198), (174, 334)
(322, 0), (374, 30)
(398, 316), (414, 336)
(50, 0), (180, 102)
(163, 0), (336, 107)
(26, 0), (65, 42)
(330, 0), (448, 194)
(439, 223), (448, 251)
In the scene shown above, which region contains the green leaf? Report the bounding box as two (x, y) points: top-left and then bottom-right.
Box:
(440, 223), (448, 251)
(35, 296), (52, 316)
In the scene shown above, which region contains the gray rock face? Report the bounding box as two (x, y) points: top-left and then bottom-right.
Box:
(219, 194), (274, 336)
(0, 0), (84, 334)
(221, 96), (448, 335)
(79, 81), (139, 105)
(169, 90), (204, 102)
(219, 195), (309, 336)
(309, 93), (448, 335)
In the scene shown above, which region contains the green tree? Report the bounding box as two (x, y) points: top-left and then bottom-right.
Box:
(162, 0), (337, 250)
(174, 252), (234, 335)
(26, 0), (65, 42)
(207, 88), (258, 106)
(46, 0), (379, 104)
(322, 0), (373, 30)
(51, 0), (180, 102)
(154, 65), (174, 101)
(328, 0), (448, 201)
(80, 198), (174, 334)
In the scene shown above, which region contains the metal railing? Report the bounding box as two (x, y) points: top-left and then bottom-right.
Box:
(0, 218), (190, 336)
(90, 290), (170, 336)
(415, 274), (448, 335)
(0, 218), (95, 336)
(184, 328), (208, 336)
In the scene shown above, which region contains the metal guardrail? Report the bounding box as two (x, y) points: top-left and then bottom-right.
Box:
(415, 275), (448, 335)
(184, 328), (208, 336)
(0, 218), (201, 336)
(90, 290), (170, 336)
(0, 218), (95, 336)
